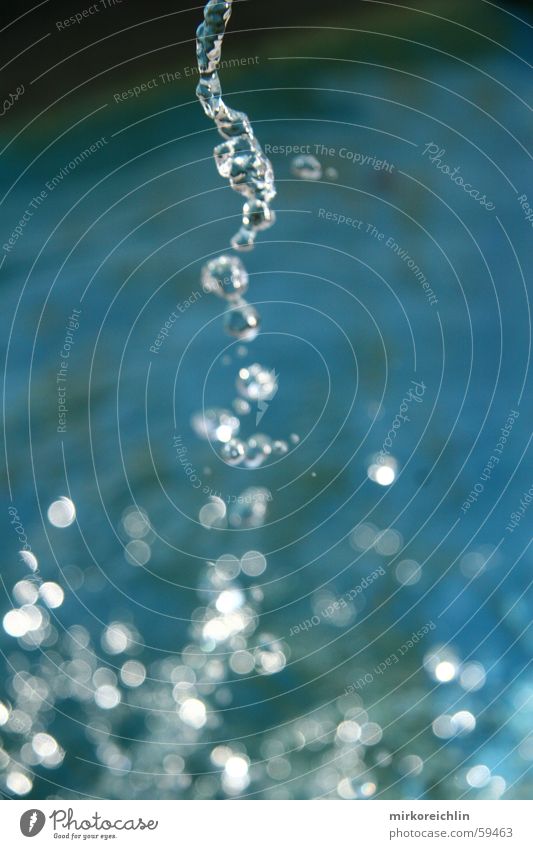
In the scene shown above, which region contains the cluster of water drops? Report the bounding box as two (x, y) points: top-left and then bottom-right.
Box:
(201, 254), (259, 342)
(196, 0), (276, 250)
(194, 253), (291, 469)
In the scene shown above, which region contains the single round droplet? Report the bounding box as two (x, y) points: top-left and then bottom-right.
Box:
(201, 255), (248, 299)
(245, 434), (273, 468)
(289, 433), (300, 445)
(199, 497), (227, 529)
(272, 440), (289, 456)
(47, 497), (76, 528)
(233, 398), (251, 415)
(367, 455), (398, 486)
(236, 363), (278, 401)
(291, 154), (322, 181)
(241, 550), (267, 576)
(224, 299), (260, 341)
(19, 551), (38, 572)
(220, 438), (245, 465)
(191, 408), (240, 443)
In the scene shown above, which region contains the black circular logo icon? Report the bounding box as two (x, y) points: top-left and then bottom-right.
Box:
(20, 810), (46, 837)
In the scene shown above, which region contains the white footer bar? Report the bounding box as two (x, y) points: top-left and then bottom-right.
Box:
(3, 799), (531, 848)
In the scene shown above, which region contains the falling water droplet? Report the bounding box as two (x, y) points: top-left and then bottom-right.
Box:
(201, 255), (248, 299)
(291, 154), (322, 181)
(223, 299), (260, 341)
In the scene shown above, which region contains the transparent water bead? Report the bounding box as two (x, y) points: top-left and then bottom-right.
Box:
(223, 299), (260, 341)
(236, 363), (278, 401)
(291, 154), (322, 181)
(191, 408), (240, 442)
(220, 438), (245, 465)
(244, 434), (273, 468)
(272, 439), (289, 456)
(201, 255), (248, 299)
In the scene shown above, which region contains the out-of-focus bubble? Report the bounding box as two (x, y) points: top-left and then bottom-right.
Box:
(360, 782), (377, 797)
(395, 559), (422, 585)
(241, 550), (267, 576)
(19, 551), (38, 572)
(47, 497), (76, 528)
(120, 660), (146, 687)
(424, 645), (460, 683)
(6, 770), (32, 795)
(374, 528), (402, 556)
(291, 154), (322, 180)
(191, 408), (240, 443)
(350, 523), (379, 551)
(209, 746), (233, 767)
(102, 623), (131, 655)
(222, 755), (250, 794)
(3, 609), (30, 637)
(233, 398), (251, 415)
(215, 554), (241, 581)
(0, 702), (10, 725)
(216, 589), (245, 614)
(122, 507), (151, 539)
(32, 732), (58, 758)
(336, 721), (361, 743)
(367, 456), (398, 486)
(466, 764), (491, 788)
(94, 685), (121, 710)
(485, 776), (506, 799)
(452, 711), (476, 735)
(179, 698), (207, 729)
(272, 440), (289, 456)
(199, 497), (227, 528)
(229, 650), (255, 674)
(125, 539), (151, 566)
(13, 580), (38, 605)
(39, 582), (64, 609)
(460, 551), (487, 578)
(360, 722), (383, 746)
(432, 714), (455, 739)
(399, 755), (424, 776)
(337, 777), (357, 799)
(164, 754), (185, 774)
(254, 636), (287, 675)
(435, 661), (457, 682)
(460, 662), (486, 691)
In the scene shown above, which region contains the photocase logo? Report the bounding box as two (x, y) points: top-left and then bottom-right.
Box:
(255, 370), (279, 426)
(20, 810), (46, 837)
